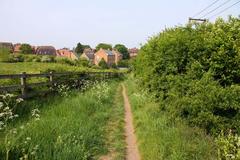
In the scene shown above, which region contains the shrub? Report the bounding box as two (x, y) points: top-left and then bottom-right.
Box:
(41, 55), (55, 63)
(98, 59), (108, 69)
(117, 60), (129, 68)
(75, 58), (90, 67)
(55, 57), (75, 66)
(133, 17), (240, 134)
(24, 55), (40, 62)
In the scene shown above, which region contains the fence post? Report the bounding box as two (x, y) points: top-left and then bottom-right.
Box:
(49, 71), (53, 86)
(20, 72), (27, 98)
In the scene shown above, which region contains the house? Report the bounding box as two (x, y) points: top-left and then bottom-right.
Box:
(57, 48), (79, 60)
(0, 42), (14, 52)
(128, 47), (139, 58)
(13, 43), (22, 53)
(94, 48), (122, 66)
(80, 48), (95, 63)
(35, 46), (56, 56)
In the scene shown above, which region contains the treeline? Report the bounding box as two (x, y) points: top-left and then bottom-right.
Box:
(133, 17), (240, 135)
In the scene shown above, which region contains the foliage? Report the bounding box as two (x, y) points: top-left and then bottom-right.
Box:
(216, 130), (240, 160)
(117, 59), (129, 68)
(19, 44), (33, 54)
(41, 55), (55, 63)
(55, 57), (75, 66)
(125, 77), (217, 159)
(0, 47), (11, 62)
(96, 43), (112, 51)
(75, 58), (90, 67)
(24, 54), (40, 62)
(114, 44), (129, 59)
(75, 43), (90, 55)
(98, 58), (109, 69)
(133, 17), (240, 134)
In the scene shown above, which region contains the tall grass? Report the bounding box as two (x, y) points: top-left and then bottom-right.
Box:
(0, 80), (124, 160)
(125, 76), (217, 160)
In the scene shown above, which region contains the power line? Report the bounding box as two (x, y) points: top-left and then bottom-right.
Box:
(193, 0), (221, 18)
(208, 0), (240, 19)
(200, 0), (232, 18)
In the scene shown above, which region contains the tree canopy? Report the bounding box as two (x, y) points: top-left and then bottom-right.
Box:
(96, 43), (112, 51)
(75, 43), (91, 55)
(19, 44), (33, 54)
(114, 44), (129, 59)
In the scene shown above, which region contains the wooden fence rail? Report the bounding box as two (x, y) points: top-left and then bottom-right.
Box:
(0, 71), (123, 98)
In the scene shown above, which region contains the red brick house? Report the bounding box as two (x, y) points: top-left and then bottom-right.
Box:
(94, 48), (122, 66)
(57, 48), (79, 60)
(35, 46), (57, 56)
(128, 48), (139, 58)
(13, 43), (21, 53)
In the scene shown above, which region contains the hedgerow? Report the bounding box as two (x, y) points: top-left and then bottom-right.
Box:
(133, 16), (240, 135)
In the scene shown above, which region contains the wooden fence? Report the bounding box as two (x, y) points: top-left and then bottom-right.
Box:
(0, 71), (123, 98)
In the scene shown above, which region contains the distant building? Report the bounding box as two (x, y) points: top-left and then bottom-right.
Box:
(35, 46), (56, 56)
(80, 48), (95, 63)
(57, 48), (79, 60)
(94, 48), (122, 66)
(128, 48), (139, 58)
(13, 43), (22, 53)
(0, 42), (14, 52)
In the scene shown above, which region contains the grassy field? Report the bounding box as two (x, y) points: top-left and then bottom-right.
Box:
(0, 62), (94, 74)
(0, 80), (125, 160)
(125, 76), (217, 160)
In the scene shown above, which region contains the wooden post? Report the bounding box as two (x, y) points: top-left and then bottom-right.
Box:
(20, 72), (27, 98)
(49, 71), (53, 86)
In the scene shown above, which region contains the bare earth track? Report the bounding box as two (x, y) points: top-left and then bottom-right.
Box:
(122, 84), (141, 160)
(100, 84), (140, 160)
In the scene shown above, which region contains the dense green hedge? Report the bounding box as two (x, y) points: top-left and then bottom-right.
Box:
(133, 17), (240, 134)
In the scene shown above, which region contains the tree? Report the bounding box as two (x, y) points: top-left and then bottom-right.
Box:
(19, 44), (33, 54)
(98, 58), (108, 69)
(96, 43), (112, 51)
(75, 43), (91, 55)
(114, 44), (129, 59)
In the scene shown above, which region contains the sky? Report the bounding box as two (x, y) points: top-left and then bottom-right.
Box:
(0, 0), (239, 49)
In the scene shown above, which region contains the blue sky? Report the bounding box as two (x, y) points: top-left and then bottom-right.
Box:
(0, 0), (239, 49)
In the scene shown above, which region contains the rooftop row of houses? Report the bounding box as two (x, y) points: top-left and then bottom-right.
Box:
(0, 42), (139, 66)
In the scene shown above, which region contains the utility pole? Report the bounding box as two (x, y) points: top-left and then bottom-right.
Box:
(189, 17), (207, 23)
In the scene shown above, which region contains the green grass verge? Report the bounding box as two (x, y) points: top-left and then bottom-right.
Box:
(0, 62), (89, 74)
(125, 76), (217, 160)
(0, 80), (124, 160)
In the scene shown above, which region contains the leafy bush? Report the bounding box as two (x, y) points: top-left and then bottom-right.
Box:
(133, 17), (240, 134)
(55, 57), (75, 66)
(117, 60), (129, 68)
(75, 58), (90, 67)
(41, 55), (55, 63)
(24, 55), (40, 62)
(98, 59), (109, 69)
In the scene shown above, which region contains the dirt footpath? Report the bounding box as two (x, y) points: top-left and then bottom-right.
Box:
(122, 84), (141, 160)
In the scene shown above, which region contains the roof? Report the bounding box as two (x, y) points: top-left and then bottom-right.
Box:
(85, 52), (94, 59)
(0, 42), (13, 48)
(36, 46), (56, 55)
(105, 50), (115, 56)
